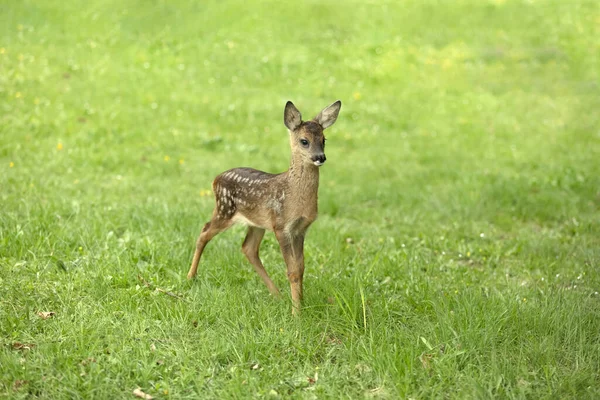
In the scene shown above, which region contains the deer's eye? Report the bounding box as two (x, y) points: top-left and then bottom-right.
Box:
(300, 139), (309, 147)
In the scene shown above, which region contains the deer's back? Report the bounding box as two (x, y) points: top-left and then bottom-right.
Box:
(212, 168), (287, 229)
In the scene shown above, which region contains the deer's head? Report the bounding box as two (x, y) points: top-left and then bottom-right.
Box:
(284, 100), (342, 167)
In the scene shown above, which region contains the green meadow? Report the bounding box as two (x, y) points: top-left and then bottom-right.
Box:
(1, 0), (599, 398)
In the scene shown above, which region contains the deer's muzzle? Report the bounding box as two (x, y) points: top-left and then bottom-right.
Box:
(312, 154), (326, 166)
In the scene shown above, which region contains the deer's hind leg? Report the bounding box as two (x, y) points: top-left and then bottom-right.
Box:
(187, 214), (233, 279)
(242, 226), (280, 296)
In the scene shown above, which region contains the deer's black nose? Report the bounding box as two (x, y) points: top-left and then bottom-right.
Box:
(312, 154), (326, 165)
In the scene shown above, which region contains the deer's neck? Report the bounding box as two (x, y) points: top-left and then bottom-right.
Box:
(287, 155), (320, 208)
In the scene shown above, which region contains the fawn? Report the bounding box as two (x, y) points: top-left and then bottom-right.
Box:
(187, 100), (342, 314)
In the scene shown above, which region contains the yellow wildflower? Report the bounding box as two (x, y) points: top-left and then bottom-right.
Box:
(164, 155), (170, 161)
(179, 158), (184, 165)
(57, 143), (63, 150)
(353, 92), (361, 100)
(9, 161), (14, 168)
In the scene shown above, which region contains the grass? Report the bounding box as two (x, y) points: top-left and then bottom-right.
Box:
(1, 0), (600, 398)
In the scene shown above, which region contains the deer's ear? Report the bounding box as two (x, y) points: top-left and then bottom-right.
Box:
(315, 100), (341, 129)
(284, 101), (302, 131)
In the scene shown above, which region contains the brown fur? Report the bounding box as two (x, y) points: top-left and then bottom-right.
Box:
(187, 100), (342, 314)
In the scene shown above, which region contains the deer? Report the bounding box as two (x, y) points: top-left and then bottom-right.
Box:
(187, 100), (342, 314)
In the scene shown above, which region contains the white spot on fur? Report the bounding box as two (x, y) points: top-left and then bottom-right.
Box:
(267, 198), (282, 213)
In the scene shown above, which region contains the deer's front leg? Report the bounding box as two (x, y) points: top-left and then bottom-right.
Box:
(275, 230), (305, 315)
